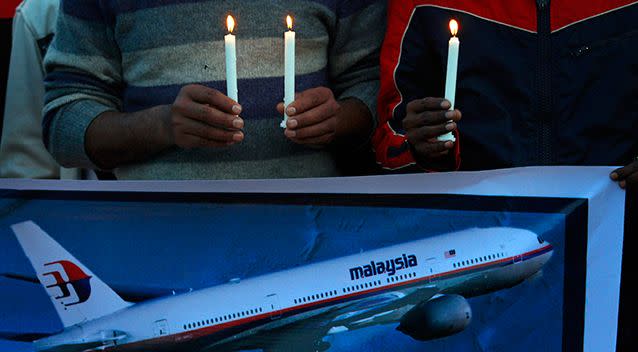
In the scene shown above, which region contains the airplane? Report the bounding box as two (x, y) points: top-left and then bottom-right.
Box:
(5, 221), (553, 352)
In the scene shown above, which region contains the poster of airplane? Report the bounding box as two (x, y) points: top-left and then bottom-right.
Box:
(0, 191), (586, 352)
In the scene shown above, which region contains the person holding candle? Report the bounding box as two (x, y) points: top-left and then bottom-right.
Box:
(373, 0), (638, 189)
(42, 0), (385, 179)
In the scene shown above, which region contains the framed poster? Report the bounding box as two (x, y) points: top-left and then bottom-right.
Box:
(0, 166), (625, 352)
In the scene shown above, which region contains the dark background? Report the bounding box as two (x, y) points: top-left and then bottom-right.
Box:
(1, 16), (12, 139)
(618, 187), (636, 352)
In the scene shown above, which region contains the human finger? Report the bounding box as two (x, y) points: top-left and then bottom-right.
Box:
(286, 100), (339, 130)
(178, 134), (236, 149)
(403, 110), (461, 129)
(286, 115), (336, 140)
(286, 87), (333, 116)
(407, 122), (457, 142)
(411, 140), (455, 157)
(182, 84), (241, 115)
(276, 102), (285, 115)
(406, 97), (450, 114)
(173, 100), (243, 130)
(610, 161), (638, 181)
(173, 115), (244, 144)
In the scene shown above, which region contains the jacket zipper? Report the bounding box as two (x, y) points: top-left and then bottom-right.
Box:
(536, 0), (553, 165)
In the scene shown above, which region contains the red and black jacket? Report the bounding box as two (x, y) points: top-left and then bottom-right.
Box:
(0, 0), (21, 19)
(374, 0), (638, 171)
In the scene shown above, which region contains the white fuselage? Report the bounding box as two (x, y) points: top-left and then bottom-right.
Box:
(36, 227), (553, 352)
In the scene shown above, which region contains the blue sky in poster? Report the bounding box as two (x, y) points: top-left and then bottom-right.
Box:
(0, 195), (566, 351)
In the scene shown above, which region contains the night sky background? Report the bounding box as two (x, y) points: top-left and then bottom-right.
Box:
(0, 192), (567, 351)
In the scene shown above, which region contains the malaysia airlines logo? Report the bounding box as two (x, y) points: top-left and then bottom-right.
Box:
(349, 254), (418, 281)
(42, 260), (92, 306)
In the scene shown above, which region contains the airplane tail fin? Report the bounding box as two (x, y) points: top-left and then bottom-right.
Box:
(11, 221), (131, 328)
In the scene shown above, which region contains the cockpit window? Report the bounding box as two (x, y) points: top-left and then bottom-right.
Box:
(537, 236), (544, 244)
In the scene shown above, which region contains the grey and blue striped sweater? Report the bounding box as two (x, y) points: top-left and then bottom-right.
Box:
(43, 0), (385, 179)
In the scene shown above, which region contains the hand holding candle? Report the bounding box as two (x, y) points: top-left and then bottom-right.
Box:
(438, 19), (460, 142)
(401, 19), (461, 168)
(278, 87), (339, 146)
(225, 15), (238, 102)
(281, 15), (296, 128)
(169, 85), (244, 149)
(402, 97), (461, 165)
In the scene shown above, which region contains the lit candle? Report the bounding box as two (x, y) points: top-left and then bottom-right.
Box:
(281, 15), (295, 128)
(438, 19), (459, 142)
(225, 15), (238, 102)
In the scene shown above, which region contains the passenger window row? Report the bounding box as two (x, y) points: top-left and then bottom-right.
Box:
(342, 279), (384, 294)
(337, 272), (418, 295)
(294, 290), (339, 305)
(386, 271), (416, 284)
(453, 252), (505, 269)
(183, 307), (264, 330)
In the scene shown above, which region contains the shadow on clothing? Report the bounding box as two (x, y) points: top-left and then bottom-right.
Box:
(0, 18), (13, 143)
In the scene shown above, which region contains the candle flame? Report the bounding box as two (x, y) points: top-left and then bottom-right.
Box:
(227, 15), (235, 33)
(449, 19), (458, 36)
(286, 15), (293, 30)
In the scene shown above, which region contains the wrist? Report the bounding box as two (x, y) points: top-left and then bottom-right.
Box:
(83, 105), (179, 170)
(409, 142), (457, 172)
(156, 104), (175, 148)
(334, 97), (373, 147)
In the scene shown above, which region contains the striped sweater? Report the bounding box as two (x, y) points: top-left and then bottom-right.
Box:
(43, 0), (385, 180)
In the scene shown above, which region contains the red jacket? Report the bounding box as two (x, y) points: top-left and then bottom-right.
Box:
(374, 0), (638, 171)
(1, 0), (22, 19)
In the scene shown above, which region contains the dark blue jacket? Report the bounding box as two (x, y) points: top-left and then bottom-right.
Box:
(374, 0), (638, 171)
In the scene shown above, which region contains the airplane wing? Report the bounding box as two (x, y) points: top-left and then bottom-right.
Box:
(450, 269), (524, 296)
(330, 285), (439, 328)
(211, 284), (440, 352)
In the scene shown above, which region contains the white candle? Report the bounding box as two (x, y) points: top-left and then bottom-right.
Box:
(281, 15), (295, 128)
(438, 19), (459, 142)
(225, 15), (238, 102)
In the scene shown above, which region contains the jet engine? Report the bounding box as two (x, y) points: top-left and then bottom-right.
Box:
(397, 294), (472, 341)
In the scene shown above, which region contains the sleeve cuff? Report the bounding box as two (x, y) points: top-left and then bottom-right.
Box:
(47, 100), (116, 170)
(337, 80), (380, 144)
(412, 130), (462, 172)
